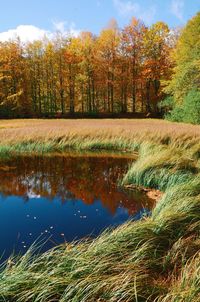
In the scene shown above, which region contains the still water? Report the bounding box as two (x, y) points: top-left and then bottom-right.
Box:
(0, 154), (152, 260)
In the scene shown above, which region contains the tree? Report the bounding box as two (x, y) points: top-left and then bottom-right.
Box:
(79, 32), (97, 113)
(120, 18), (146, 112)
(143, 22), (172, 112)
(165, 12), (200, 103)
(0, 40), (29, 117)
(97, 19), (120, 113)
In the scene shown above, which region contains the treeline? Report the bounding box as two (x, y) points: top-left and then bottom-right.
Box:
(0, 18), (176, 118)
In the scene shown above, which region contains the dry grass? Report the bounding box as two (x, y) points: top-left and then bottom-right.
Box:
(0, 119), (200, 155)
(1, 118), (200, 139)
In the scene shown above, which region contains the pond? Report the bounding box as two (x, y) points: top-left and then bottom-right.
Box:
(0, 154), (153, 261)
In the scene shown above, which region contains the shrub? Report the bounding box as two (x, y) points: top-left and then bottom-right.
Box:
(183, 89), (200, 124)
(166, 89), (200, 124)
(158, 96), (175, 114)
(166, 106), (185, 122)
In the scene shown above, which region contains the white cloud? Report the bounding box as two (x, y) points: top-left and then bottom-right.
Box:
(52, 21), (80, 37)
(113, 0), (156, 25)
(0, 25), (49, 43)
(140, 6), (156, 25)
(113, 0), (139, 16)
(66, 22), (81, 37)
(171, 0), (184, 21)
(53, 21), (66, 33)
(0, 22), (81, 43)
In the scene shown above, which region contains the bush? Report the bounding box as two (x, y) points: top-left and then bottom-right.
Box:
(158, 96), (175, 113)
(166, 106), (185, 122)
(166, 89), (200, 124)
(183, 89), (200, 124)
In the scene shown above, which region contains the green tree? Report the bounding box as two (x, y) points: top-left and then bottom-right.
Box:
(167, 89), (200, 124)
(165, 12), (200, 102)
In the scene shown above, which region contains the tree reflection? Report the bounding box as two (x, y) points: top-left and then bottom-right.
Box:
(0, 156), (152, 215)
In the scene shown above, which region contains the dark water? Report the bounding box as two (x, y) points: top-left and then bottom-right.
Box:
(0, 155), (152, 261)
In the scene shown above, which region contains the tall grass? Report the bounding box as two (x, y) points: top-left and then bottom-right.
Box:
(121, 142), (198, 191)
(0, 119), (200, 301)
(0, 119), (200, 157)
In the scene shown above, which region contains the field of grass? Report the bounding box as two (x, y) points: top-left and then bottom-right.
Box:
(0, 118), (200, 156)
(0, 119), (200, 301)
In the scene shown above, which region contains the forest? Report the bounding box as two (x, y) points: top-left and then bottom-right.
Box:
(0, 18), (176, 117)
(1, 12), (199, 120)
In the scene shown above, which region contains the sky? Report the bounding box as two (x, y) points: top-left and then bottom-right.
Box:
(0, 0), (199, 42)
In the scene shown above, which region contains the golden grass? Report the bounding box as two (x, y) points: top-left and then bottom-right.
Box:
(0, 118), (200, 147)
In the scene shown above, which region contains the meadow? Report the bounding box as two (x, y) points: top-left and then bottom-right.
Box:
(0, 118), (200, 301)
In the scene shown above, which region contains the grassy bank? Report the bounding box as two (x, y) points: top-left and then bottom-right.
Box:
(0, 119), (200, 301)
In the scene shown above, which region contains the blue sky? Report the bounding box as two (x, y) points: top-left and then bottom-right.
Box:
(0, 0), (199, 42)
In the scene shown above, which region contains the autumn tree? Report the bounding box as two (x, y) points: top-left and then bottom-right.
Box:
(63, 37), (82, 113)
(120, 18), (146, 112)
(143, 22), (171, 112)
(0, 40), (29, 116)
(79, 32), (97, 113)
(97, 19), (120, 113)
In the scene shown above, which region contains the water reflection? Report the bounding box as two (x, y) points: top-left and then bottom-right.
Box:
(0, 155), (152, 260)
(0, 156), (151, 215)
